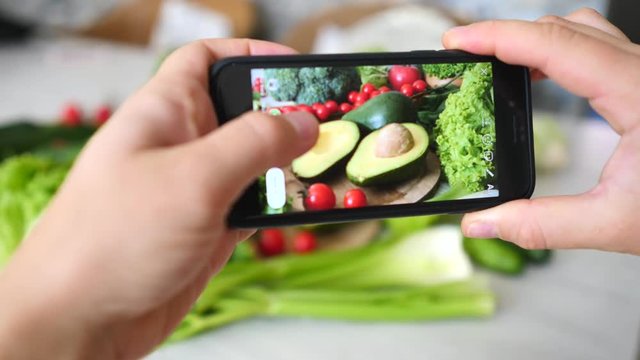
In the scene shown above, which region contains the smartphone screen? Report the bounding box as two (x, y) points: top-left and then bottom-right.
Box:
(211, 51), (533, 227)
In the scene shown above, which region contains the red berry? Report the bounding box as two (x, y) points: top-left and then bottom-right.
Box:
(258, 229), (286, 257)
(369, 90), (381, 98)
(355, 92), (369, 103)
(60, 103), (82, 126)
(304, 183), (336, 211)
(344, 189), (368, 208)
(293, 231), (317, 254)
(94, 105), (112, 126)
(339, 102), (353, 113)
(297, 104), (314, 114)
(378, 86), (391, 93)
(361, 83), (376, 95)
(348, 91), (359, 103)
(314, 104), (330, 121)
(400, 83), (414, 97)
(412, 80), (427, 92)
(325, 100), (338, 113)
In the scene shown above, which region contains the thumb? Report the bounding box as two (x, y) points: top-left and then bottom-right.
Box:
(461, 192), (615, 251)
(188, 111), (318, 209)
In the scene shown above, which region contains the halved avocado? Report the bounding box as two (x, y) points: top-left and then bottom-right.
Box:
(346, 123), (428, 186)
(292, 120), (360, 180)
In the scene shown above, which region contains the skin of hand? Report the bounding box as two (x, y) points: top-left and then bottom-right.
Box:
(446, 8), (640, 255)
(0, 39), (318, 359)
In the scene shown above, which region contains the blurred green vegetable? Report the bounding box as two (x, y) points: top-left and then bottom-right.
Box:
(434, 63), (495, 193)
(264, 67), (360, 105)
(0, 155), (70, 267)
(357, 66), (389, 88)
(533, 116), (569, 173)
(463, 238), (525, 275)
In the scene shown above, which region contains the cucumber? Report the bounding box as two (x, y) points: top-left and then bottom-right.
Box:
(463, 237), (526, 275)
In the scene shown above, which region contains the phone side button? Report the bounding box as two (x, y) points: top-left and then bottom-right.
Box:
(266, 167), (287, 209)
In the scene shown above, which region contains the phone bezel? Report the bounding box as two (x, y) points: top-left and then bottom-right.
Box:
(210, 50), (534, 228)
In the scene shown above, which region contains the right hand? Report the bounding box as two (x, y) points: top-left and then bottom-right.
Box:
(444, 8), (640, 255)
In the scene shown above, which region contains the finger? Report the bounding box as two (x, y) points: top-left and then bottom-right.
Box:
(443, 20), (640, 133)
(461, 193), (617, 251)
(564, 7), (630, 41)
(187, 111), (319, 209)
(105, 39), (297, 153)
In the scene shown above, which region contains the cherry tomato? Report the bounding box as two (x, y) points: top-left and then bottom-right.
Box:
(355, 92), (369, 103)
(314, 104), (330, 121)
(94, 104), (112, 126)
(412, 79), (427, 93)
(348, 91), (359, 103)
(378, 86), (391, 93)
(60, 103), (82, 126)
(339, 102), (353, 113)
(281, 105), (298, 114)
(354, 99), (366, 108)
(297, 104), (314, 114)
(400, 83), (414, 97)
(344, 189), (367, 208)
(388, 65), (422, 90)
(325, 100), (338, 113)
(304, 183), (336, 211)
(369, 90), (381, 98)
(258, 229), (286, 257)
(293, 231), (317, 254)
(361, 83), (376, 95)
(312, 102), (324, 111)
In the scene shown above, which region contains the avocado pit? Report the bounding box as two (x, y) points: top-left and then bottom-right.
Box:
(374, 123), (415, 158)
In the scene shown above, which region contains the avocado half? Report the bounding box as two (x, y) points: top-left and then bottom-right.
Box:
(346, 123), (428, 186)
(342, 92), (419, 131)
(292, 120), (360, 180)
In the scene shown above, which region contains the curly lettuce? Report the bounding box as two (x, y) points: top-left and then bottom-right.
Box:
(434, 63), (495, 193)
(422, 63), (472, 79)
(0, 155), (69, 268)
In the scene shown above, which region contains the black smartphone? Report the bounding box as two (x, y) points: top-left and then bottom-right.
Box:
(210, 50), (534, 228)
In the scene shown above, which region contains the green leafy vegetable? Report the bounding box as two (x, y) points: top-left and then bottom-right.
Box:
(264, 68), (300, 101)
(422, 63), (472, 79)
(356, 66), (389, 88)
(434, 63), (495, 193)
(264, 67), (360, 104)
(0, 155), (70, 267)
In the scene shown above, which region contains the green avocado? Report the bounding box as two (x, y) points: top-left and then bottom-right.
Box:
(346, 123), (428, 186)
(292, 120), (360, 180)
(342, 92), (419, 131)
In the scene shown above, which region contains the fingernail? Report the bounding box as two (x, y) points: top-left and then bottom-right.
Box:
(465, 221), (497, 238)
(443, 25), (469, 48)
(283, 111), (318, 145)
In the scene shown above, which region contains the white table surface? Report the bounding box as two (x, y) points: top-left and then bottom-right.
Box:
(1, 38), (638, 360)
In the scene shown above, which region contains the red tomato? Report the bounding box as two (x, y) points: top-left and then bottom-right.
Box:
(400, 83), (414, 97)
(388, 66), (421, 90)
(304, 183), (336, 211)
(348, 91), (359, 103)
(293, 231), (317, 254)
(94, 104), (112, 126)
(314, 104), (330, 121)
(354, 99), (366, 108)
(258, 229), (286, 257)
(355, 92), (369, 103)
(344, 189), (367, 208)
(339, 102), (353, 113)
(281, 105), (298, 114)
(60, 103), (82, 126)
(325, 100), (338, 113)
(369, 90), (381, 98)
(361, 83), (376, 95)
(412, 79), (427, 93)
(312, 102), (323, 111)
(297, 104), (314, 113)
(378, 86), (391, 93)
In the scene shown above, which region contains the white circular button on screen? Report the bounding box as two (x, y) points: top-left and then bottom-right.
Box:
(265, 167), (286, 209)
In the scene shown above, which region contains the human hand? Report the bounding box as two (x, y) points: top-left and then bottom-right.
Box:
(444, 8), (640, 255)
(0, 39), (318, 359)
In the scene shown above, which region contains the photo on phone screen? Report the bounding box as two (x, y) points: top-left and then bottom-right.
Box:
(249, 62), (498, 215)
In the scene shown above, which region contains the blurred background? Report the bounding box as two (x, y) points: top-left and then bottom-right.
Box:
(0, 0), (639, 359)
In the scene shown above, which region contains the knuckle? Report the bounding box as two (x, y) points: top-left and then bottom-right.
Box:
(573, 7), (602, 19)
(537, 14), (563, 24)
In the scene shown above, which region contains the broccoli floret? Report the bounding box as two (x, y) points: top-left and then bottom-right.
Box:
(295, 67), (360, 105)
(422, 63), (472, 79)
(434, 63), (495, 193)
(265, 68), (300, 101)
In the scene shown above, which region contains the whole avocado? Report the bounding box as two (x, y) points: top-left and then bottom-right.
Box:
(343, 92), (419, 131)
